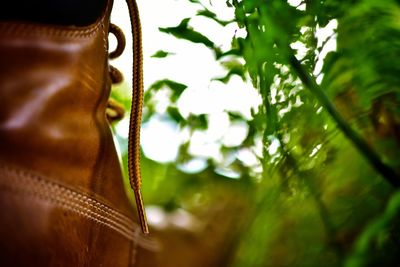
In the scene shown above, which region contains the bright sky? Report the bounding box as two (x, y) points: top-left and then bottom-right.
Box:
(111, 0), (261, 167)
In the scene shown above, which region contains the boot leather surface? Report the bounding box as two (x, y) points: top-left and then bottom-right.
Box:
(0, 0), (159, 266)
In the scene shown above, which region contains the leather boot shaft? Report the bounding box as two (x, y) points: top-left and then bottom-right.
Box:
(0, 0), (131, 212)
(0, 0), (158, 265)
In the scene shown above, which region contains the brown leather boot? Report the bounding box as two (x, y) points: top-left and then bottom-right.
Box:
(0, 0), (159, 265)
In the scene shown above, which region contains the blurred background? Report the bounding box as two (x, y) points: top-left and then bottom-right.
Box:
(110, 0), (400, 266)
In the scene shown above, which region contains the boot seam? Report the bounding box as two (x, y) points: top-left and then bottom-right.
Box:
(0, 163), (160, 252)
(0, 0), (113, 39)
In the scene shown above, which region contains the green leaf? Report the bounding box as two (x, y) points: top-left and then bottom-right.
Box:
(149, 79), (187, 92)
(151, 50), (175, 58)
(197, 9), (233, 26)
(213, 59), (246, 83)
(149, 79), (188, 102)
(167, 106), (185, 124)
(159, 18), (216, 49)
(187, 114), (208, 130)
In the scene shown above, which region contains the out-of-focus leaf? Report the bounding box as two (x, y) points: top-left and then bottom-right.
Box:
(111, 83), (131, 110)
(149, 79), (188, 102)
(159, 18), (215, 49)
(345, 191), (400, 267)
(213, 59), (245, 83)
(186, 114), (208, 130)
(197, 9), (233, 26)
(217, 48), (242, 60)
(228, 111), (245, 122)
(151, 50), (175, 58)
(214, 69), (244, 84)
(167, 106), (185, 124)
(149, 79), (187, 92)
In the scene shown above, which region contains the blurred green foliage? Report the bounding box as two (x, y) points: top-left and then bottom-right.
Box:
(111, 0), (400, 266)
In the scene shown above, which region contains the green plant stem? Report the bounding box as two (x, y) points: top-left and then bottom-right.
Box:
(288, 53), (400, 188)
(276, 134), (345, 259)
